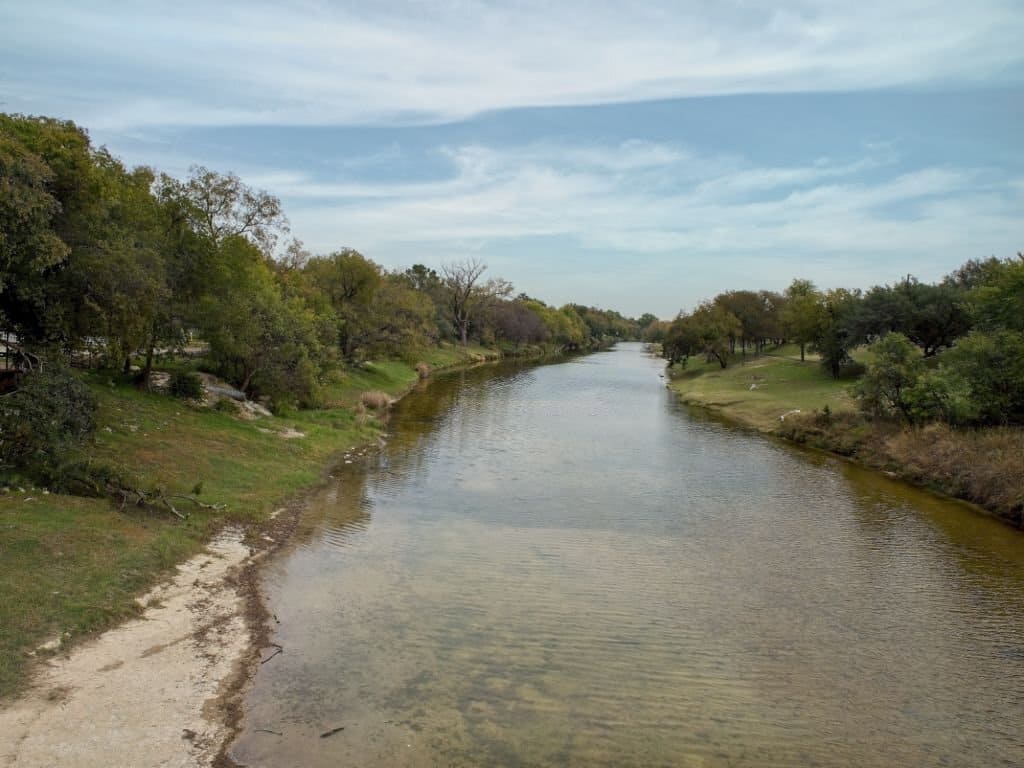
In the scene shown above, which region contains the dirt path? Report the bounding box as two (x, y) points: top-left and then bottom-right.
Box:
(0, 530), (252, 768)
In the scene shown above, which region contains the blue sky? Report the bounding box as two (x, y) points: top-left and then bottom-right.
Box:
(3, 1), (1022, 317)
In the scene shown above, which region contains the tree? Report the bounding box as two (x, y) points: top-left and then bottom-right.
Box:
(782, 279), (825, 362)
(970, 254), (1024, 332)
(196, 236), (325, 403)
(897, 277), (971, 356)
(489, 300), (549, 348)
(813, 288), (862, 379)
(855, 333), (923, 421)
(0, 129), (69, 296)
(180, 166), (288, 254)
(440, 259), (511, 345)
(304, 249), (381, 360)
(353, 275), (438, 359)
(0, 115), (99, 347)
(942, 330), (1024, 425)
(664, 303), (741, 368)
(714, 290), (773, 355)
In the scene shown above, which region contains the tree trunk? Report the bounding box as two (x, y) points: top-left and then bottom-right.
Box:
(800, 342), (805, 362)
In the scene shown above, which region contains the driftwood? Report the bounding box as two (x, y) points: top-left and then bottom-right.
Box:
(319, 726), (345, 739)
(108, 483), (227, 519)
(261, 648), (283, 665)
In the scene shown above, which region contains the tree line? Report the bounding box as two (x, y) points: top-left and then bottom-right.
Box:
(0, 113), (639, 488)
(648, 259), (1024, 426)
(0, 114), (639, 403)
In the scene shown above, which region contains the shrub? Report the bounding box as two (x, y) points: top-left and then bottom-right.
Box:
(168, 370), (204, 399)
(0, 366), (97, 483)
(212, 397), (239, 414)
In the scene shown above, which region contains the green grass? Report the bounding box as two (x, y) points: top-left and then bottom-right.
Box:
(667, 344), (857, 431)
(0, 342), (500, 698)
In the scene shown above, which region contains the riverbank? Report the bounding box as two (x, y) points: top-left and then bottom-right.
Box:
(665, 347), (1023, 527)
(0, 341), (512, 766)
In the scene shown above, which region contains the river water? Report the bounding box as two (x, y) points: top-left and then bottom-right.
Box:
(231, 344), (1024, 767)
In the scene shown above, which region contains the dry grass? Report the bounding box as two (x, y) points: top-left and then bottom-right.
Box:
(885, 425), (1024, 524)
(779, 412), (1024, 527)
(359, 390), (393, 410)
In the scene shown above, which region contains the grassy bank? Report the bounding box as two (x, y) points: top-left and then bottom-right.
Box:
(666, 346), (1024, 527)
(666, 345), (858, 431)
(0, 343), (498, 699)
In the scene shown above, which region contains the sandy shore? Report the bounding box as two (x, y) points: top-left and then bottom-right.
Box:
(0, 529), (254, 768)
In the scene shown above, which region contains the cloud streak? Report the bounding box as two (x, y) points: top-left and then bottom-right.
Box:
(3, 1), (1023, 129)
(267, 139), (1021, 312)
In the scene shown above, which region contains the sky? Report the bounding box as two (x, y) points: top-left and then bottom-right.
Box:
(2, 1), (1022, 318)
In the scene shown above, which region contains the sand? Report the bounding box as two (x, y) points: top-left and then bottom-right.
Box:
(0, 529), (253, 768)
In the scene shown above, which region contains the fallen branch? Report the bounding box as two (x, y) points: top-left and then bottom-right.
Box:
(106, 482), (227, 520)
(320, 726), (345, 738)
(261, 648), (283, 665)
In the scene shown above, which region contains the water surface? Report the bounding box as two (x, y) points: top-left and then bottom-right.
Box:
(232, 344), (1024, 767)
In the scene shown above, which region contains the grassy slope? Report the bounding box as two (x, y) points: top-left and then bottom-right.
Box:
(0, 343), (495, 698)
(667, 345), (857, 432)
(666, 345), (1023, 525)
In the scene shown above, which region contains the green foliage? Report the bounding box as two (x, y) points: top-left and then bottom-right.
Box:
(813, 288), (862, 379)
(168, 370), (204, 399)
(664, 302), (741, 368)
(782, 278), (825, 362)
(969, 254), (1024, 332)
(942, 330), (1024, 425)
(0, 366), (97, 483)
(855, 333), (923, 421)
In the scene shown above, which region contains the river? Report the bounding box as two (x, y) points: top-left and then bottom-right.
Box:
(230, 343), (1024, 767)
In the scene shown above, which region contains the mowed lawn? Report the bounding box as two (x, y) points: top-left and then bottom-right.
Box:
(667, 345), (858, 431)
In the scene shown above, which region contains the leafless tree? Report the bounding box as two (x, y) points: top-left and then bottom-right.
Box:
(440, 258), (512, 344)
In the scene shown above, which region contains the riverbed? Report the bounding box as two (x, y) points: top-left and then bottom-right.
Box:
(230, 343), (1024, 767)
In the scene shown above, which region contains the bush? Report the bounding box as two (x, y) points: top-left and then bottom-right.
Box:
(168, 370), (204, 399)
(212, 397), (239, 414)
(0, 366), (97, 483)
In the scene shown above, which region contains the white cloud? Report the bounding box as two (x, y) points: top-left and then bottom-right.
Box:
(269, 139), (1021, 287)
(3, 1), (1022, 129)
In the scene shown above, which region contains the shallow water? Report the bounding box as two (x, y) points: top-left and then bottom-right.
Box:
(231, 344), (1024, 767)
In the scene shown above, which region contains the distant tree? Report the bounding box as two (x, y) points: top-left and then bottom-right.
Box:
(897, 277), (971, 356)
(355, 275), (438, 359)
(490, 300), (549, 348)
(664, 302), (741, 368)
(304, 249), (382, 360)
(636, 313), (659, 331)
(441, 259), (512, 345)
(813, 288), (863, 378)
(782, 279), (825, 362)
(714, 290), (773, 355)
